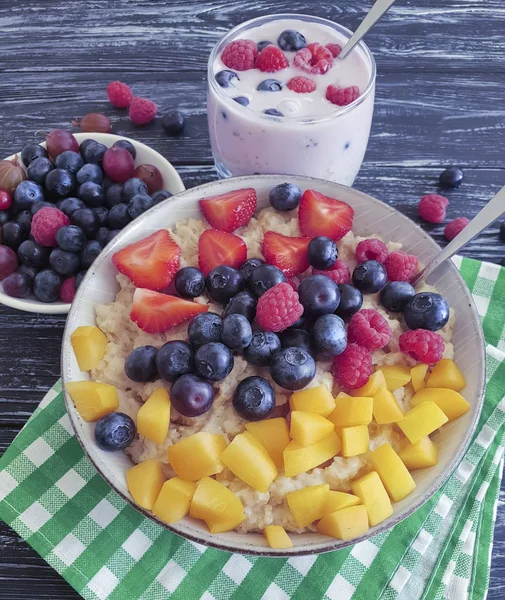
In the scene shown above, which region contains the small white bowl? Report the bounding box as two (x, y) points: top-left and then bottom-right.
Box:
(62, 175), (485, 556)
(0, 133), (185, 314)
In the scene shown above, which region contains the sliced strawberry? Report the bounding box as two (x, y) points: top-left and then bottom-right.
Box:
(199, 188), (257, 232)
(130, 288), (208, 333)
(262, 231), (311, 277)
(198, 228), (247, 276)
(298, 189), (354, 240)
(112, 230), (180, 291)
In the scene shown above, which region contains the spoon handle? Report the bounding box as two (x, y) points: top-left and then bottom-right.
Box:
(411, 184), (505, 286)
(338, 0), (397, 60)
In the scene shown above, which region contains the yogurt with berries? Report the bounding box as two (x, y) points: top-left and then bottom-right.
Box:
(207, 14), (376, 185)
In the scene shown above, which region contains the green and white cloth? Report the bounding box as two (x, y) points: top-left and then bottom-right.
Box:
(1, 256), (505, 600)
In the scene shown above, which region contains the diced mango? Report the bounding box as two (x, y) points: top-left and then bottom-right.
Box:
(373, 387), (404, 424)
(71, 325), (108, 371)
(152, 477), (196, 524)
(290, 411), (335, 447)
(65, 381), (118, 422)
(350, 370), (387, 397)
(190, 477), (245, 533)
(289, 384), (335, 417)
(167, 432), (227, 481)
(264, 525), (293, 549)
(322, 491), (361, 516)
(411, 363), (429, 392)
(286, 484), (330, 527)
(284, 432), (341, 477)
(377, 365), (412, 391)
(426, 359), (466, 391)
(370, 443), (416, 502)
(351, 471), (393, 526)
(397, 401), (448, 444)
(328, 396), (373, 428)
(209, 513), (246, 534)
(317, 505), (369, 541)
(341, 425), (369, 457)
(411, 388), (471, 422)
(126, 459), (166, 510)
(399, 437), (439, 470)
(336, 391), (350, 398)
(245, 418), (290, 469)
(137, 388), (171, 445)
(220, 432), (278, 493)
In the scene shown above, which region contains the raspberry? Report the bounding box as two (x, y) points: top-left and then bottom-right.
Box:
(221, 39), (258, 71)
(255, 45), (289, 72)
(294, 43), (333, 75)
(399, 329), (445, 365)
(129, 96), (158, 126)
(326, 85), (360, 106)
(355, 239), (389, 264)
(313, 259), (350, 284)
(287, 76), (316, 93)
(418, 194), (449, 223)
(444, 217), (469, 241)
(255, 282), (304, 332)
(107, 81), (134, 108)
(286, 277), (298, 291)
(348, 309), (392, 350)
(31, 207), (69, 247)
(326, 43), (342, 58)
(60, 277), (76, 303)
(331, 343), (373, 390)
(385, 251), (419, 282)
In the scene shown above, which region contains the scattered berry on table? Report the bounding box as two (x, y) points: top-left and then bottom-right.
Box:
(21, 143), (47, 167)
(199, 187), (257, 233)
(279, 327), (316, 358)
(269, 182), (302, 211)
(0, 245), (18, 280)
(55, 150), (84, 174)
(17, 240), (49, 268)
(264, 108), (283, 117)
(379, 281), (415, 313)
(107, 81), (134, 108)
(355, 238), (389, 264)
(326, 85), (360, 106)
(263, 230), (310, 276)
(170, 374), (214, 417)
(129, 96), (158, 126)
(215, 69), (239, 88)
(240, 257), (264, 284)
(31, 206), (70, 247)
(152, 190), (173, 205)
(33, 269), (62, 303)
(331, 343), (373, 390)
(233, 376), (275, 420)
(298, 189), (354, 240)
(59, 276), (76, 302)
(439, 166), (464, 189)
(404, 291), (450, 332)
(72, 207), (99, 237)
(50, 247), (80, 276)
(2, 271), (31, 298)
(335, 284), (363, 318)
(107, 203), (131, 229)
(74, 112), (112, 134)
(13, 180), (45, 214)
(313, 313), (347, 358)
(105, 183), (124, 208)
(174, 266), (206, 299)
(294, 43), (333, 75)
(103, 146), (135, 183)
(326, 43), (342, 58)
(256, 281), (304, 332)
(314, 259), (351, 284)
(444, 217), (469, 241)
(79, 181), (105, 207)
(76, 163), (103, 185)
(347, 308), (391, 350)
(81, 140), (107, 164)
(156, 340), (194, 382)
(127, 194), (153, 219)
(298, 274), (340, 318)
(95, 412), (136, 451)
(269, 347), (316, 391)
(222, 39), (258, 71)
(45, 168), (76, 198)
(287, 76), (316, 93)
(244, 331), (281, 366)
(256, 45), (289, 73)
(223, 289), (257, 322)
(27, 157), (54, 185)
(385, 251), (419, 282)
(113, 139), (136, 160)
(80, 240), (103, 269)
(188, 312), (223, 349)
(125, 345), (158, 382)
(161, 110), (186, 136)
(93, 206), (109, 228)
(249, 263), (286, 297)
(198, 228), (247, 276)
(308, 236), (338, 270)
(46, 129), (79, 159)
(221, 313), (253, 350)
(206, 265), (245, 304)
(278, 29), (307, 52)
(194, 341), (234, 381)
(2, 221), (26, 249)
(399, 329), (444, 364)
(257, 79), (284, 92)
(233, 96), (250, 106)
(352, 259), (387, 293)
(418, 194), (448, 223)
(0, 190), (13, 211)
(59, 197), (85, 216)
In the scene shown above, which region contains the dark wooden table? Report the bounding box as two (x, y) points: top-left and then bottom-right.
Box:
(1, 1), (505, 598)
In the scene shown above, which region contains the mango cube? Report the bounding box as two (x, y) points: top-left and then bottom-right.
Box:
(399, 437), (439, 470)
(411, 363), (429, 392)
(350, 370), (387, 397)
(426, 359), (466, 391)
(167, 432), (227, 481)
(397, 401), (448, 444)
(341, 425), (369, 457)
(328, 396), (373, 428)
(209, 513), (247, 534)
(220, 432), (278, 493)
(126, 459), (166, 510)
(411, 388), (470, 422)
(284, 432), (341, 477)
(351, 471), (393, 526)
(65, 381), (118, 422)
(286, 483), (330, 527)
(373, 387), (404, 424)
(245, 418), (290, 469)
(264, 525), (293, 549)
(377, 365), (412, 391)
(317, 505), (369, 541)
(322, 491), (361, 516)
(152, 477), (196, 524)
(71, 325), (108, 371)
(190, 477), (245, 533)
(290, 411), (335, 447)
(289, 385), (335, 417)
(137, 387), (171, 445)
(336, 392), (350, 398)
(370, 443), (416, 502)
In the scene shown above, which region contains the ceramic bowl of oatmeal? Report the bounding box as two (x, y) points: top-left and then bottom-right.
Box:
(61, 174), (485, 556)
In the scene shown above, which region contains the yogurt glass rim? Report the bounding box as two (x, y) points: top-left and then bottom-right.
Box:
(207, 12), (377, 125)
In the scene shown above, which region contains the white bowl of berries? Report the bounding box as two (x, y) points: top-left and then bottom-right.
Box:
(62, 174), (485, 556)
(0, 131), (184, 314)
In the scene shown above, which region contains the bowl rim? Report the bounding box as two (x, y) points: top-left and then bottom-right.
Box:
(0, 132), (185, 314)
(62, 174), (486, 556)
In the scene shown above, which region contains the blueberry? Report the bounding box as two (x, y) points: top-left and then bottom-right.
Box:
(352, 260), (387, 294)
(27, 157), (54, 185)
(80, 240), (103, 269)
(257, 40), (273, 52)
(75, 270), (86, 289)
(188, 312), (223, 349)
(194, 342), (234, 381)
(439, 167), (464, 189)
(336, 284), (363, 318)
(0, 210), (11, 226)
(269, 347), (316, 390)
(45, 168), (75, 198)
(500, 221), (505, 242)
(21, 143), (47, 167)
(79, 181), (105, 207)
(102, 178), (113, 189)
(404, 292), (450, 332)
(112, 139), (136, 160)
(380, 281), (416, 313)
(55, 225), (86, 252)
(313, 314), (347, 358)
(156, 340), (194, 382)
(18, 264), (39, 282)
(170, 374), (214, 417)
(269, 183), (302, 211)
(279, 328), (316, 358)
(122, 178), (148, 202)
(257, 79), (283, 92)
(17, 240), (49, 268)
(55, 150), (84, 174)
(94, 412), (136, 451)
(79, 139), (95, 155)
(278, 29), (307, 51)
(49, 248), (80, 276)
(59, 197), (86, 216)
(243, 331), (281, 366)
(30, 202), (52, 216)
(16, 209), (33, 233)
(33, 269), (62, 302)
(81, 140), (107, 164)
(206, 265), (245, 304)
(249, 264), (286, 297)
(233, 96), (250, 106)
(1, 222), (26, 249)
(107, 229), (121, 243)
(93, 206), (109, 227)
(264, 108), (283, 116)
(127, 194), (153, 219)
(233, 376), (275, 421)
(76, 163), (103, 185)
(221, 314), (253, 350)
(240, 258), (265, 283)
(215, 69), (239, 88)
(162, 111), (186, 135)
(105, 183), (124, 208)
(308, 236), (338, 270)
(152, 190), (173, 205)
(174, 266), (206, 298)
(13, 180), (45, 214)
(2, 271), (32, 298)
(298, 274), (340, 318)
(107, 203), (131, 229)
(223, 289), (257, 322)
(95, 227), (112, 247)
(125, 345), (158, 382)
(71, 208), (98, 237)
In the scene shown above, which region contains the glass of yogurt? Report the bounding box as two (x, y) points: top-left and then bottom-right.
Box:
(207, 13), (376, 186)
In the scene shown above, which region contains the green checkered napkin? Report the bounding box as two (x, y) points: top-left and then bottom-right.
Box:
(1, 256), (505, 600)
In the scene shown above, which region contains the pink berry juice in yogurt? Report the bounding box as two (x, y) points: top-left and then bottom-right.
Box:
(207, 14), (376, 185)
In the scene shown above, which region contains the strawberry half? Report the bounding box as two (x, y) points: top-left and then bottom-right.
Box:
(298, 189), (354, 240)
(130, 288), (208, 333)
(112, 230), (180, 290)
(262, 231), (311, 276)
(199, 188), (257, 232)
(198, 228), (247, 276)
